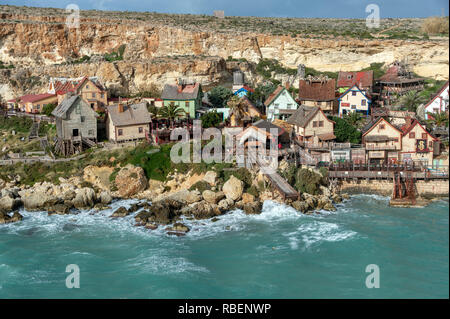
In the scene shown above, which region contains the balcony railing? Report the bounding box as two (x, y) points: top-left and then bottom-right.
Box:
(365, 145), (400, 151)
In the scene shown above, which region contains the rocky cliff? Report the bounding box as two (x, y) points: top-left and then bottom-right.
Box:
(0, 6), (448, 100)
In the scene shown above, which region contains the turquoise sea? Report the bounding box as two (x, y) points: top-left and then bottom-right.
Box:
(0, 194), (448, 299)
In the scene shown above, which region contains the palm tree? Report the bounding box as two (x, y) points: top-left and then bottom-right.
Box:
(228, 96), (247, 127)
(159, 104), (185, 128)
(148, 105), (160, 120)
(427, 111), (449, 128)
(398, 90), (426, 112)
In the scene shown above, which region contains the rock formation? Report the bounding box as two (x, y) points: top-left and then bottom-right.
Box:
(0, 7), (448, 100)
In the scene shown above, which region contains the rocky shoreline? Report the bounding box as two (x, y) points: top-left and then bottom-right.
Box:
(0, 163), (349, 236)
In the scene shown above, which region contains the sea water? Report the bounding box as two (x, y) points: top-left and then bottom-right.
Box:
(0, 195), (448, 298)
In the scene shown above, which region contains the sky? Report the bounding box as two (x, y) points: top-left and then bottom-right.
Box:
(1, 0), (448, 18)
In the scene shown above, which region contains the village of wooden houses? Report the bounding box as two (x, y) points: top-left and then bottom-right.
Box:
(1, 60), (449, 206)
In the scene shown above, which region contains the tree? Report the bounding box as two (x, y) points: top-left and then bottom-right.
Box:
(148, 105), (160, 120)
(247, 82), (277, 108)
(427, 112), (449, 128)
(200, 110), (222, 128)
(398, 90), (426, 112)
(159, 104), (185, 128)
(42, 103), (57, 117)
(208, 86), (233, 108)
(330, 116), (362, 144)
(343, 112), (364, 129)
(227, 95), (247, 127)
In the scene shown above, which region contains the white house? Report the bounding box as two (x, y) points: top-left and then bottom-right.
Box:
(265, 86), (298, 121)
(424, 81), (449, 120)
(338, 85), (371, 117)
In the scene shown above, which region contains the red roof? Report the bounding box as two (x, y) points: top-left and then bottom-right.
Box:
(337, 71), (373, 88)
(298, 78), (336, 101)
(400, 118), (438, 141)
(242, 85), (255, 93)
(19, 93), (56, 103)
(53, 76), (105, 95)
(423, 81), (449, 109)
(264, 86), (285, 106)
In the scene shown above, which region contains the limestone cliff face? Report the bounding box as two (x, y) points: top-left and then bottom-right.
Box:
(0, 11), (448, 100)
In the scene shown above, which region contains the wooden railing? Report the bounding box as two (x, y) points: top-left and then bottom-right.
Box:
(365, 145), (400, 151)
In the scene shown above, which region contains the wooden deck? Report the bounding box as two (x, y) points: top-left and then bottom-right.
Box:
(328, 163), (449, 180)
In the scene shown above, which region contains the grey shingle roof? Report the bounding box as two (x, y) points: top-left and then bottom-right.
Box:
(286, 105), (319, 127)
(252, 119), (284, 136)
(161, 83), (200, 100)
(107, 103), (152, 126)
(51, 95), (79, 119)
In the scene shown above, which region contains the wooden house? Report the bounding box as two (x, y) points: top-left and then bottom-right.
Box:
(362, 117), (403, 164)
(161, 80), (203, 119)
(375, 61), (424, 105)
(52, 94), (98, 155)
(399, 118), (439, 166)
(423, 81), (449, 120)
(234, 85), (254, 98)
(49, 76), (108, 112)
(106, 103), (152, 143)
(11, 93), (58, 113)
(265, 86), (298, 121)
(338, 85), (371, 117)
(286, 105), (335, 145)
(337, 71), (374, 94)
(238, 119), (290, 149)
(298, 77), (336, 112)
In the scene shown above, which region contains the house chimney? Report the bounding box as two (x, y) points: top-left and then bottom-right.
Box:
(118, 103), (124, 113)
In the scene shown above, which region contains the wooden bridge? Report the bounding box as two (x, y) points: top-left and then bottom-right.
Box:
(247, 150), (300, 200)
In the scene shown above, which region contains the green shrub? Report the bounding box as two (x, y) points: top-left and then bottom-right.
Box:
(189, 181), (211, 192)
(295, 168), (324, 195)
(246, 185), (259, 198)
(0, 116), (33, 133)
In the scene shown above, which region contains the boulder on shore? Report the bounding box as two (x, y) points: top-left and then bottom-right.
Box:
(83, 166), (114, 191)
(99, 191), (113, 205)
(48, 204), (71, 215)
(241, 193), (255, 204)
(218, 198), (234, 211)
(115, 164), (148, 198)
(149, 199), (184, 224)
(0, 195), (21, 212)
(72, 188), (96, 209)
(134, 210), (153, 224)
(0, 211), (23, 224)
(166, 222), (190, 233)
(223, 176), (244, 201)
(185, 190), (202, 204)
(237, 200), (263, 215)
(202, 171), (218, 186)
(110, 206), (130, 218)
(202, 190), (225, 204)
(181, 201), (222, 219)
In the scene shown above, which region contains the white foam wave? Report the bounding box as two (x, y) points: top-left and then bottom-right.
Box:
(1, 199), (356, 242)
(283, 220), (357, 250)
